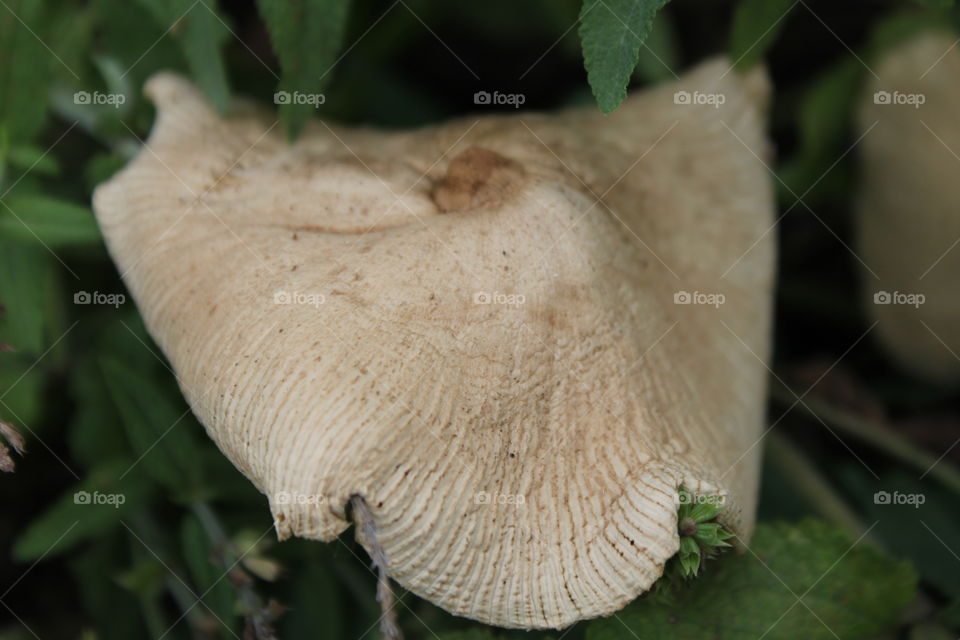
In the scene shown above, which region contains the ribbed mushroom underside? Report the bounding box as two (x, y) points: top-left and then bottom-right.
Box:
(93, 59), (775, 629)
(857, 33), (960, 382)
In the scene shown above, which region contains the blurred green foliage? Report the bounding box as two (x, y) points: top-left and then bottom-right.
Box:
(0, 0), (958, 639)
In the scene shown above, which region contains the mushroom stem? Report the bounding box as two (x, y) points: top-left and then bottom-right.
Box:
(771, 380), (960, 497)
(350, 495), (403, 640)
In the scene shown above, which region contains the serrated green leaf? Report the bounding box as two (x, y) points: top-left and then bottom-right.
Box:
(13, 460), (153, 561)
(0, 194), (101, 247)
(256, 0), (351, 139)
(729, 0), (796, 70)
(0, 0), (50, 144)
(587, 520), (917, 640)
(100, 357), (205, 497)
(579, 0), (671, 113)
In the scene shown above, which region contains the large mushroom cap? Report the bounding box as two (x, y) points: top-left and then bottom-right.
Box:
(93, 58), (775, 629)
(857, 32), (960, 383)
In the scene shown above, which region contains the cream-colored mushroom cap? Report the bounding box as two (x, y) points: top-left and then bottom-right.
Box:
(857, 32), (960, 383)
(92, 58), (775, 629)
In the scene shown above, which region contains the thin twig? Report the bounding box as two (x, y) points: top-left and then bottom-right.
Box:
(772, 379), (960, 496)
(350, 495), (403, 640)
(192, 502), (278, 640)
(765, 431), (877, 543)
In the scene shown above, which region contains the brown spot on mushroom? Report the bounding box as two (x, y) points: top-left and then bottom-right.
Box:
(431, 148), (527, 212)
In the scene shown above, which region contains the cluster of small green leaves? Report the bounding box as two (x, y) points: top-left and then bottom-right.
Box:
(674, 487), (733, 579)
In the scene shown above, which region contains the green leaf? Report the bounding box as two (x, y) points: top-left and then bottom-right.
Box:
(910, 621), (957, 640)
(13, 460), (153, 561)
(689, 500), (722, 523)
(256, 0), (352, 139)
(67, 353), (128, 467)
(679, 548), (700, 578)
(6, 144), (59, 176)
(92, 0), (181, 105)
(115, 557), (166, 597)
(729, 0), (796, 70)
(0, 353), (44, 428)
(839, 467), (960, 599)
(693, 523), (732, 547)
(679, 535), (699, 556)
(68, 536), (145, 640)
(180, 515), (237, 637)
(0, 237), (57, 354)
(0, 194), (101, 248)
(778, 59), (862, 203)
(100, 357), (206, 498)
(0, 0), (50, 144)
(579, 0), (671, 113)
(866, 9), (956, 57)
(134, 0), (231, 112)
(587, 520), (917, 640)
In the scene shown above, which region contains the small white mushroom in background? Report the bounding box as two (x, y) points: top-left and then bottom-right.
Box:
(857, 31), (960, 384)
(92, 57), (775, 629)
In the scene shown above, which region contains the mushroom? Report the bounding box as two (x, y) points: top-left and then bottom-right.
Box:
(92, 57), (775, 629)
(857, 32), (960, 383)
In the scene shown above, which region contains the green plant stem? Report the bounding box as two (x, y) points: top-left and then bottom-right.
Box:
(766, 431), (876, 543)
(138, 593), (167, 639)
(191, 501), (277, 640)
(771, 380), (960, 497)
(193, 501), (229, 544)
(128, 511), (210, 633)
